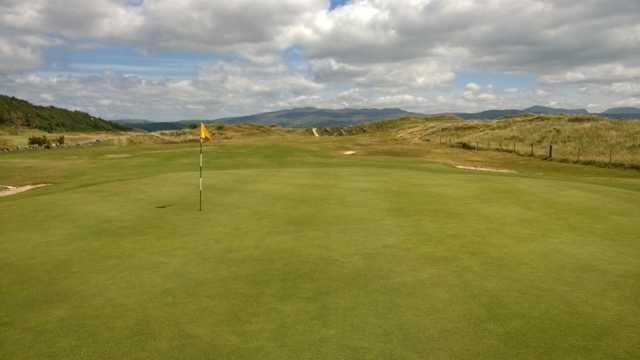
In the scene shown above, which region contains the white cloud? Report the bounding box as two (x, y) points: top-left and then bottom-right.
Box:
(540, 64), (640, 84)
(0, 58), (325, 120)
(1, 0), (640, 117)
(0, 36), (43, 73)
(310, 58), (455, 89)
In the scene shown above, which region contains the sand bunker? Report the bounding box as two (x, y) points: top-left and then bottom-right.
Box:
(455, 165), (516, 173)
(342, 151), (357, 155)
(0, 184), (49, 197)
(104, 154), (132, 158)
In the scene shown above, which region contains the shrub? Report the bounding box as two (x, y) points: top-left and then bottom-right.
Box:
(28, 135), (50, 147)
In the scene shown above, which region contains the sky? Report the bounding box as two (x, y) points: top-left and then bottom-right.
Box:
(1, 0), (639, 121)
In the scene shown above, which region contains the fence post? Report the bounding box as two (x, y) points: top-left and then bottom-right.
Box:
(609, 149), (613, 165)
(548, 144), (553, 159)
(513, 142), (517, 154)
(576, 147), (581, 162)
(530, 143), (534, 156)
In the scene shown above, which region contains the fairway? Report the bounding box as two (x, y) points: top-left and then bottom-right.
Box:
(1, 142), (640, 359)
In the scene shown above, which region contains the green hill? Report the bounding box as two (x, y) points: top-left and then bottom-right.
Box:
(0, 95), (129, 132)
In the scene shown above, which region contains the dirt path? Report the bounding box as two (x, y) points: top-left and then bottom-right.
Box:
(0, 184), (49, 197)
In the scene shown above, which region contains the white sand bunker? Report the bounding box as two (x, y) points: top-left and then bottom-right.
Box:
(104, 154), (132, 158)
(0, 184), (49, 197)
(455, 165), (516, 174)
(342, 151), (357, 155)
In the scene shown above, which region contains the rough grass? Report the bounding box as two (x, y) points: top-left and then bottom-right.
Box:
(1, 139), (639, 359)
(0, 123), (301, 148)
(327, 115), (640, 167)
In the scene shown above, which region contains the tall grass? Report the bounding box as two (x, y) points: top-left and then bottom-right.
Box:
(372, 115), (640, 167)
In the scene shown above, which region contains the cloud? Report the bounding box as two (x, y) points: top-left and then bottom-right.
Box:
(0, 0), (324, 56)
(0, 58), (324, 120)
(1, 0), (639, 117)
(0, 36), (44, 73)
(310, 58), (455, 89)
(296, 0), (640, 75)
(540, 63), (640, 84)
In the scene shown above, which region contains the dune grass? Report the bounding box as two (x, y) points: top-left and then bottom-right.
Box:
(1, 140), (639, 359)
(335, 115), (640, 167)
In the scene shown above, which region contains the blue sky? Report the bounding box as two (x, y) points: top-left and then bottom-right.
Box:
(1, 0), (638, 120)
(330, 0), (349, 9)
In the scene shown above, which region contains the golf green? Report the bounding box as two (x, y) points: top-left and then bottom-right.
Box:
(1, 143), (639, 359)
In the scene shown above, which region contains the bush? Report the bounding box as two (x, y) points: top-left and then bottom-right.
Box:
(28, 135), (50, 147)
(56, 135), (65, 145)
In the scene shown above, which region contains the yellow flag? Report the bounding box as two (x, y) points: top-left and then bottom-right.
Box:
(199, 123), (212, 141)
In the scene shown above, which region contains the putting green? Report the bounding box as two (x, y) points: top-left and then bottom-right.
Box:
(1, 143), (639, 359)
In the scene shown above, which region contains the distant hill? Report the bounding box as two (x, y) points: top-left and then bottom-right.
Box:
(121, 107), (422, 131)
(451, 109), (523, 120)
(112, 119), (153, 125)
(0, 95), (129, 132)
(451, 105), (590, 120)
(52, 103), (639, 133)
(113, 120), (185, 131)
(210, 107), (420, 128)
(600, 107), (640, 119)
(603, 107), (640, 115)
(524, 106), (588, 115)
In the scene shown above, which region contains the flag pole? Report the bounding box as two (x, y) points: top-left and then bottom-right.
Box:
(199, 137), (203, 212)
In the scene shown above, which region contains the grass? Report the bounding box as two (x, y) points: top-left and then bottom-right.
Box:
(1, 137), (640, 359)
(336, 115), (640, 167)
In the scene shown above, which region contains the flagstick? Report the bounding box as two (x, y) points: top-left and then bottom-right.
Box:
(199, 137), (203, 212)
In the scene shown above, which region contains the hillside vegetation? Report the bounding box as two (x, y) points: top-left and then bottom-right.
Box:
(0, 95), (128, 132)
(322, 114), (640, 167)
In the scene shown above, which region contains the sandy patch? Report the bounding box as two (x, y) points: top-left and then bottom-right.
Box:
(104, 154), (132, 158)
(312, 128), (319, 137)
(0, 184), (50, 197)
(342, 151), (357, 155)
(455, 165), (516, 173)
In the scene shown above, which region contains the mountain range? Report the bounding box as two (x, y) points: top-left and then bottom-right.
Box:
(117, 105), (640, 131)
(449, 105), (589, 120)
(116, 107), (420, 130)
(2, 94), (639, 132)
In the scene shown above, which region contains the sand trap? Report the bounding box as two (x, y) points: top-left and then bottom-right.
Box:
(342, 151), (357, 155)
(0, 184), (50, 197)
(104, 154), (132, 158)
(455, 165), (516, 173)
(312, 128), (319, 137)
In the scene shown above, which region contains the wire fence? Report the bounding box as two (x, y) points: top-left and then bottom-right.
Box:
(434, 136), (640, 170)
